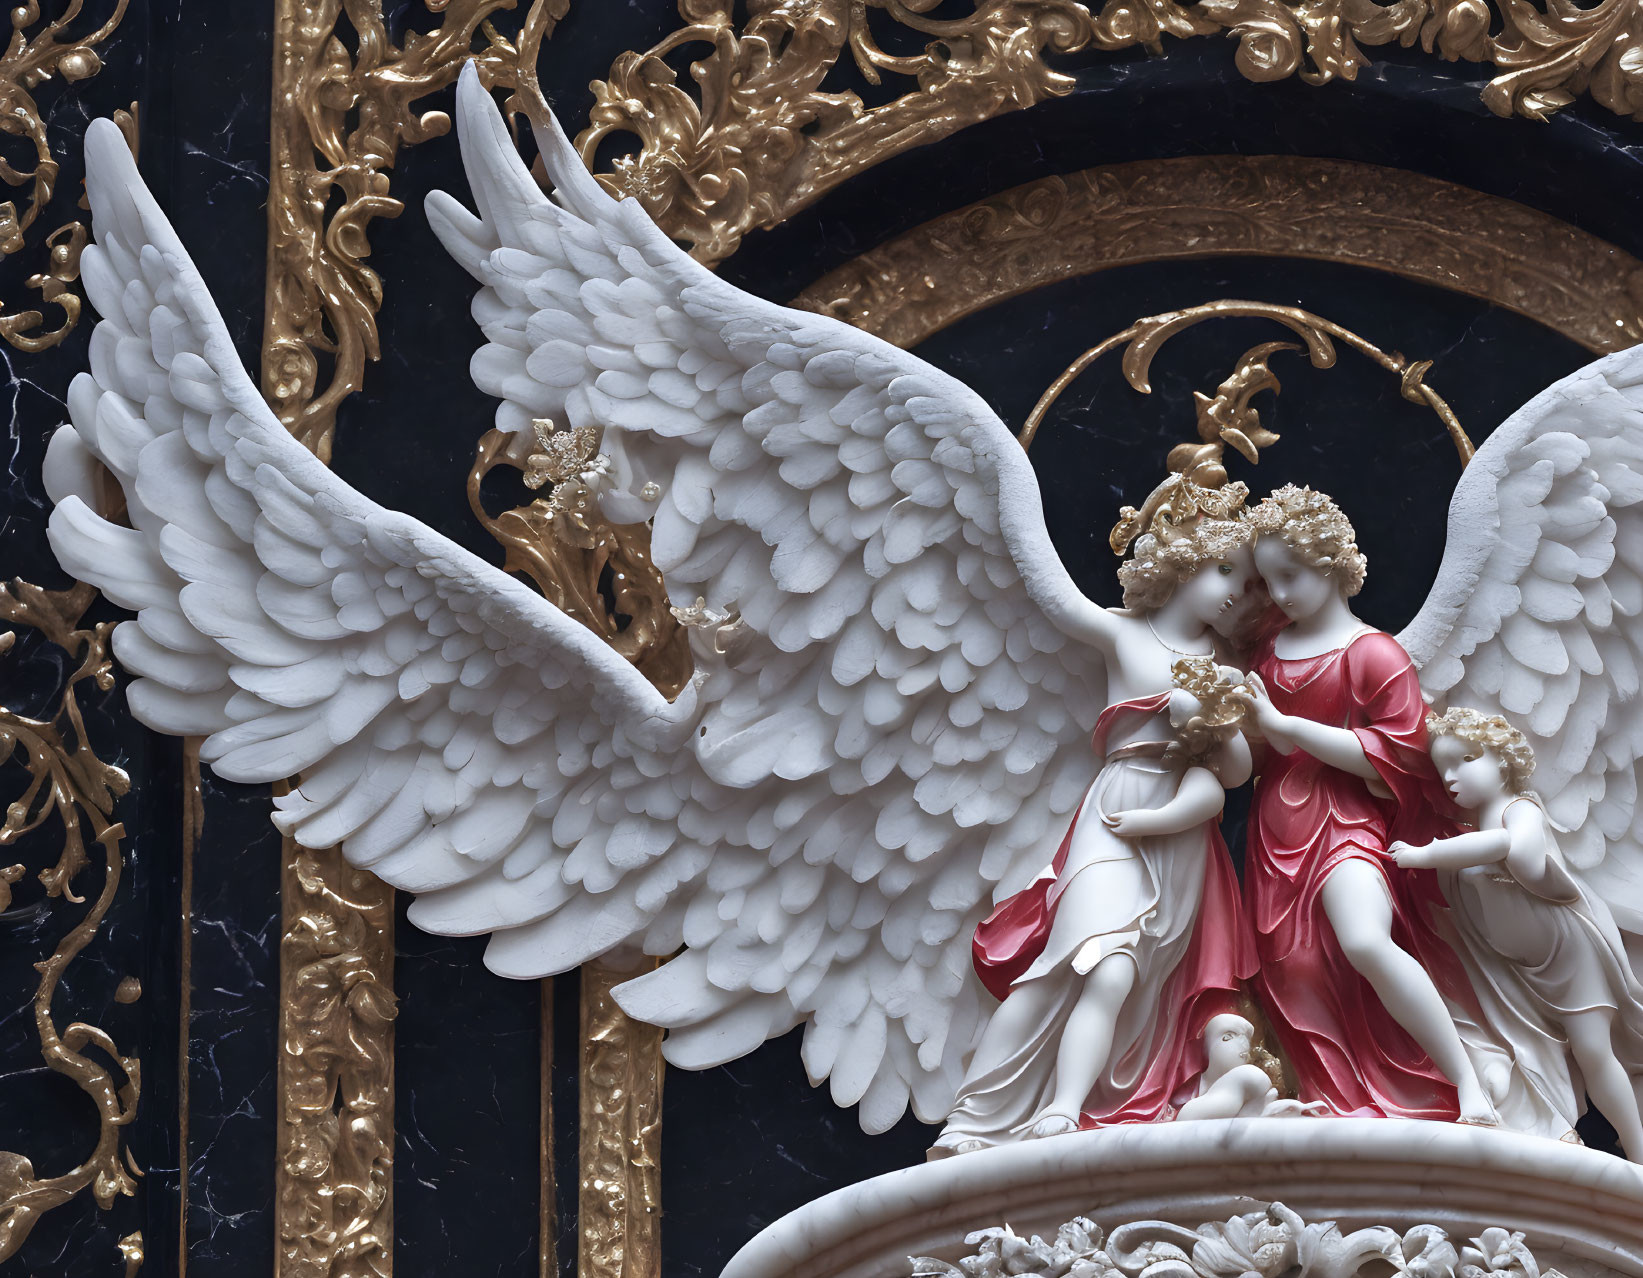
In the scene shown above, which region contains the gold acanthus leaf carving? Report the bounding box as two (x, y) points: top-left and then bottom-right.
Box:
(277, 836), (397, 1278)
(585, 0), (1643, 265)
(468, 426), (693, 701)
(264, 0), (569, 462)
(578, 0), (1095, 265)
(0, 579), (140, 1263)
(0, 3), (132, 351)
(579, 959), (664, 1278)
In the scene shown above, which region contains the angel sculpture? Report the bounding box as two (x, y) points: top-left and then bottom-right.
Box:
(38, 51), (1643, 1160)
(1234, 486), (1501, 1125)
(42, 64), (1256, 1147)
(1393, 707), (1643, 1158)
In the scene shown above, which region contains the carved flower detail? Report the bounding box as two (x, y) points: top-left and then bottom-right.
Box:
(1460, 1229), (1543, 1278)
(913, 1206), (1563, 1278)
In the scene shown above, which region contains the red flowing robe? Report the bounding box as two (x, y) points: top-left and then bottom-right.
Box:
(971, 693), (1258, 1124)
(1245, 629), (1474, 1118)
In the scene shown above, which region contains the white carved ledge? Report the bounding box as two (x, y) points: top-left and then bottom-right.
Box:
(721, 1119), (1643, 1278)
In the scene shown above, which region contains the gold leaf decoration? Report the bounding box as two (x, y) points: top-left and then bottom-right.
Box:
(0, 579), (140, 1263)
(585, 0), (1643, 267)
(579, 0), (1095, 265)
(0, 3), (132, 351)
(468, 428), (693, 701)
(277, 835), (397, 1278)
(264, 0), (569, 462)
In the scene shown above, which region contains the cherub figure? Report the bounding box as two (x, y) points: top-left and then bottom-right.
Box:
(1394, 708), (1643, 1161)
(1235, 485), (1497, 1125)
(1174, 1013), (1323, 1121)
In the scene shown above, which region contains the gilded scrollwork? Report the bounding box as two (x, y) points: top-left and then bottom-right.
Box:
(468, 426), (693, 701)
(578, 0), (1095, 265)
(277, 834), (398, 1278)
(792, 157), (1643, 356)
(0, 2), (132, 352)
(585, 0), (1643, 266)
(264, 0), (569, 461)
(0, 579), (140, 1263)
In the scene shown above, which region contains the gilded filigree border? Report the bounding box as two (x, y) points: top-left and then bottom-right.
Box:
(791, 156), (1643, 354)
(581, 0), (1643, 267)
(0, 581), (140, 1265)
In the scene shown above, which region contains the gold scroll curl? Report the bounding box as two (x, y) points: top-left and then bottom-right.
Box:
(264, 0), (569, 461)
(582, 0), (1643, 268)
(792, 156), (1643, 356)
(0, 579), (140, 1263)
(0, 4), (132, 351)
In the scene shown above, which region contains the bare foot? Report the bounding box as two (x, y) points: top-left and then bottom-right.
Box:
(1030, 1112), (1080, 1138)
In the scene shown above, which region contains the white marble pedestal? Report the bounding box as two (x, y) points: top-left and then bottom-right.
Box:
(722, 1119), (1643, 1278)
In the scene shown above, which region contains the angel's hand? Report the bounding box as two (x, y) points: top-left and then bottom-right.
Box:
(1103, 808), (1164, 839)
(1392, 841), (1434, 869)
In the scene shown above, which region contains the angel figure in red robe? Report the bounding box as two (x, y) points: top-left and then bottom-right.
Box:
(1236, 485), (1497, 1124)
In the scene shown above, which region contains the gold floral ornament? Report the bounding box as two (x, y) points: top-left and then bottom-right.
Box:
(1024, 300), (1477, 505)
(587, 0), (1643, 272)
(0, 2), (132, 352)
(0, 579), (140, 1263)
(1168, 656), (1252, 766)
(468, 427), (693, 701)
(578, 0), (1096, 265)
(522, 416), (611, 513)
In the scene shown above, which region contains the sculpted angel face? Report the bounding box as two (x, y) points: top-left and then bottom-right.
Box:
(1430, 734), (1511, 810)
(1252, 537), (1337, 622)
(1168, 543), (1256, 627)
(1247, 485), (1368, 624)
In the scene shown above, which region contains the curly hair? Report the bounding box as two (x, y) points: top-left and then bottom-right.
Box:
(1245, 484), (1368, 597)
(1425, 706), (1536, 795)
(1119, 517), (1252, 611)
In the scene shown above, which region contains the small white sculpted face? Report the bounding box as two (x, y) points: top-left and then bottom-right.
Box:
(1253, 536), (1336, 623)
(1175, 541), (1256, 627)
(1430, 734), (1509, 811)
(1203, 1013), (1254, 1073)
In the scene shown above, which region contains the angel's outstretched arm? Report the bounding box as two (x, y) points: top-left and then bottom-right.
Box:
(1393, 829), (1510, 870)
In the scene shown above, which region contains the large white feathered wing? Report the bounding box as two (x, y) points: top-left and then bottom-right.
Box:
(48, 65), (1106, 1133)
(1399, 342), (1643, 934)
(426, 64), (1106, 1126)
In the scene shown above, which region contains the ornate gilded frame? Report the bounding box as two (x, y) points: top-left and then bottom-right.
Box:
(4, 0), (1641, 1274)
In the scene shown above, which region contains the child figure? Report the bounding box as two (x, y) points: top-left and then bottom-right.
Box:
(1393, 707), (1643, 1161)
(1174, 1013), (1324, 1121)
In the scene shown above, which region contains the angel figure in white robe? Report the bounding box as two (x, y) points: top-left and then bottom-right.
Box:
(933, 482), (1260, 1153)
(38, 58), (1643, 1159)
(1395, 707), (1643, 1158)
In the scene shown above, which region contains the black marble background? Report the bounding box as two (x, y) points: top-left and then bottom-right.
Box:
(1, 3), (1641, 1276)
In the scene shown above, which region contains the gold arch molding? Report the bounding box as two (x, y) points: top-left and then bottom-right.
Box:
(792, 156), (1643, 355)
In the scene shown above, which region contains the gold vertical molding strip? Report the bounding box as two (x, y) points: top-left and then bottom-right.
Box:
(262, 6), (572, 1276)
(579, 961), (664, 1278)
(541, 979), (557, 1278)
(276, 834), (397, 1278)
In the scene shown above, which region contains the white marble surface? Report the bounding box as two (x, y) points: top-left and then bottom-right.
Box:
(721, 1118), (1643, 1278)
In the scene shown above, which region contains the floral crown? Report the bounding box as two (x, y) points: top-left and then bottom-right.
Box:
(1111, 443), (1250, 556)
